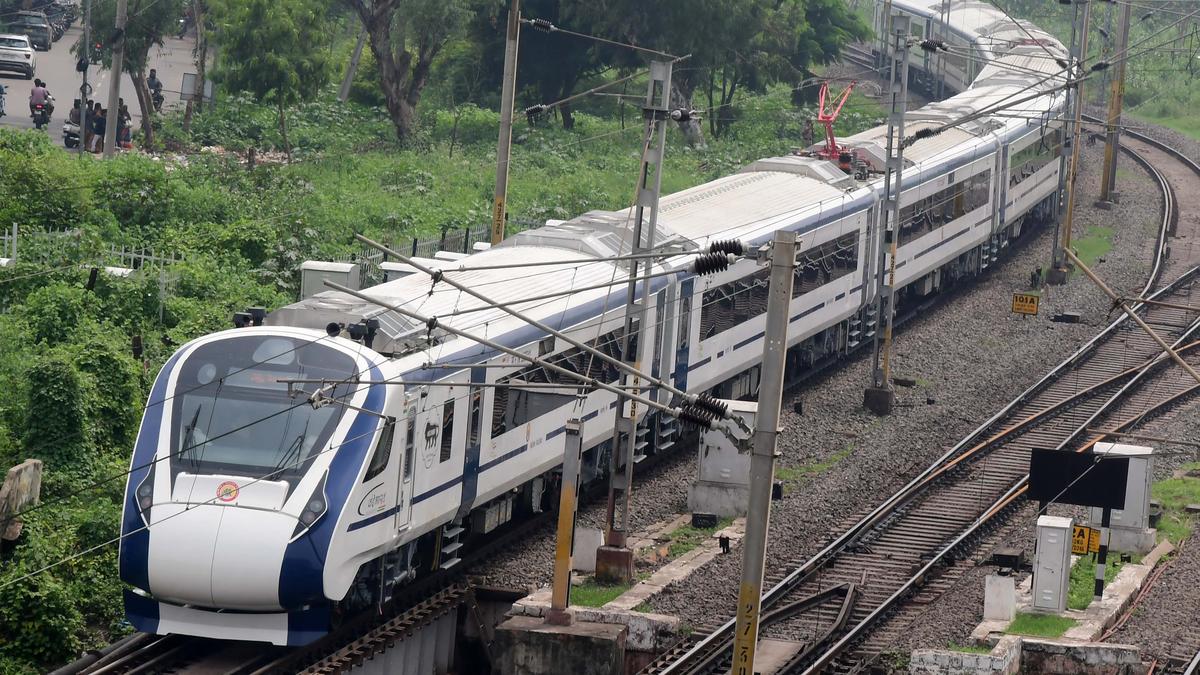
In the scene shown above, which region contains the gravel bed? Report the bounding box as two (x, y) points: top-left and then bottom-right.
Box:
(1102, 406), (1200, 663)
(648, 141), (1159, 629)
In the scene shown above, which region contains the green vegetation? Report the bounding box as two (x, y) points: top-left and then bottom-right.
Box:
(948, 643), (993, 655)
(1072, 225), (1114, 268)
(1067, 554), (1135, 610)
(776, 444), (855, 491)
(666, 518), (733, 559)
(1002, 2), (1200, 142)
(1005, 612), (1078, 638)
(1152, 463), (1200, 543)
(632, 601), (653, 613)
(571, 579), (631, 607)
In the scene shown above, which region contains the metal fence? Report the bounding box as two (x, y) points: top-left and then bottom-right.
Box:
(0, 224), (183, 271)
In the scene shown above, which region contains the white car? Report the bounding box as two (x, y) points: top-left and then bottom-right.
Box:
(0, 34), (35, 80)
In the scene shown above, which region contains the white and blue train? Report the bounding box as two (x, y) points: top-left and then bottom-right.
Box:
(120, 0), (1069, 646)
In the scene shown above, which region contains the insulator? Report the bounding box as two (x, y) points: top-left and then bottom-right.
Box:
(708, 239), (745, 256)
(425, 316), (439, 333)
(530, 18), (554, 32)
(693, 252), (731, 276)
(695, 392), (730, 419)
(678, 406), (715, 430)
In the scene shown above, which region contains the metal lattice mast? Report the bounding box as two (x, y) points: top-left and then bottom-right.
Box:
(597, 60), (673, 584)
(865, 16), (911, 416)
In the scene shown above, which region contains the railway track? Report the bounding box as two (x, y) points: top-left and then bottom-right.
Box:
(644, 108), (1200, 675)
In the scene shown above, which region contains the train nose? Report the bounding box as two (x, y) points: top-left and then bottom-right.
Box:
(146, 488), (309, 611)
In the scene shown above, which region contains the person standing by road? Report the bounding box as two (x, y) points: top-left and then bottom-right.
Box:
(91, 107), (106, 153)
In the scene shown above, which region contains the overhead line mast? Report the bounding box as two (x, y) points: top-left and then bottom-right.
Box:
(864, 15), (911, 416)
(597, 59), (675, 585)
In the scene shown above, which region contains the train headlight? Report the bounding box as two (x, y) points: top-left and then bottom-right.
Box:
(135, 462), (157, 526)
(292, 472), (329, 539)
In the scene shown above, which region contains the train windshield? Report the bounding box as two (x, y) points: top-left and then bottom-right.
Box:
(169, 335), (359, 487)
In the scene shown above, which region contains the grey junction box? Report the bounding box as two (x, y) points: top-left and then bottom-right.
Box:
(1033, 515), (1073, 613)
(687, 399), (757, 518)
(1088, 442), (1155, 553)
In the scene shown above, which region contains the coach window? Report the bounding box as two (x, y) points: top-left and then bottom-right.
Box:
(792, 232), (860, 298)
(440, 402), (454, 463)
(403, 411), (415, 479)
(468, 387), (483, 447)
(1010, 130), (1061, 187)
(363, 418), (395, 482)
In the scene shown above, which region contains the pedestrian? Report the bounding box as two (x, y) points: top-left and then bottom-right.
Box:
(91, 108), (106, 153)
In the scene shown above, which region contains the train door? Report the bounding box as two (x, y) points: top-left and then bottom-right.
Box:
(348, 389), (405, 549)
(652, 286), (675, 406)
(393, 399), (416, 531)
(672, 278), (694, 393)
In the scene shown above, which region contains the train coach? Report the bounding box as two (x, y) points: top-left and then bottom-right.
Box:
(120, 0), (1071, 646)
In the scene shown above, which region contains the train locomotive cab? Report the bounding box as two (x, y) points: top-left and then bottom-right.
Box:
(120, 328), (400, 646)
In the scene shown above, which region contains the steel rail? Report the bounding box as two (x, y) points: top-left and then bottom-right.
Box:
(800, 299), (1200, 674)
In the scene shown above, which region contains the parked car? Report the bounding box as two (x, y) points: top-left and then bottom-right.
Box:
(0, 34), (35, 79)
(4, 11), (52, 51)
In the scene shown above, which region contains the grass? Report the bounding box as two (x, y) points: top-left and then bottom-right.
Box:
(1067, 554), (1136, 610)
(1152, 462), (1200, 544)
(776, 444), (855, 491)
(1005, 612), (1078, 638)
(948, 643), (992, 655)
(1072, 225), (1115, 268)
(632, 601), (653, 613)
(572, 579), (632, 607)
(1130, 110), (1200, 144)
(666, 517), (733, 558)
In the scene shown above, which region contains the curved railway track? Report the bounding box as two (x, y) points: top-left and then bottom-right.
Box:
(643, 92), (1200, 675)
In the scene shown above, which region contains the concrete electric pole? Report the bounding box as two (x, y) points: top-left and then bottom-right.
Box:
(491, 0), (521, 245)
(79, 0), (91, 156)
(864, 16), (910, 416)
(595, 59), (673, 585)
(730, 230), (796, 675)
(1049, 0), (1092, 283)
(102, 0), (128, 158)
(1098, 0), (1131, 205)
(546, 418), (584, 625)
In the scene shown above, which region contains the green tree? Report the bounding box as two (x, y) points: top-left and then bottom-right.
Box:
(579, 0), (870, 143)
(340, 0), (472, 142)
(210, 0), (333, 159)
(76, 0), (186, 147)
(18, 284), (91, 346)
(22, 355), (90, 481)
(469, 0), (608, 130)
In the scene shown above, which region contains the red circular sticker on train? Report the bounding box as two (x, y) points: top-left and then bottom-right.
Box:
(216, 481), (240, 502)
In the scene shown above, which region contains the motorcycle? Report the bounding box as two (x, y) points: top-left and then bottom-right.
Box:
(151, 88), (164, 112)
(31, 100), (50, 128)
(62, 120), (79, 148)
(31, 95), (53, 130)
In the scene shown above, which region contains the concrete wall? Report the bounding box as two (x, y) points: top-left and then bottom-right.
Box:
(911, 636), (1020, 675)
(0, 460), (42, 541)
(1020, 639), (1143, 675)
(910, 637), (1144, 675)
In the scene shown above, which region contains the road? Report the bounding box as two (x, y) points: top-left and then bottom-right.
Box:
(0, 22), (198, 148)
